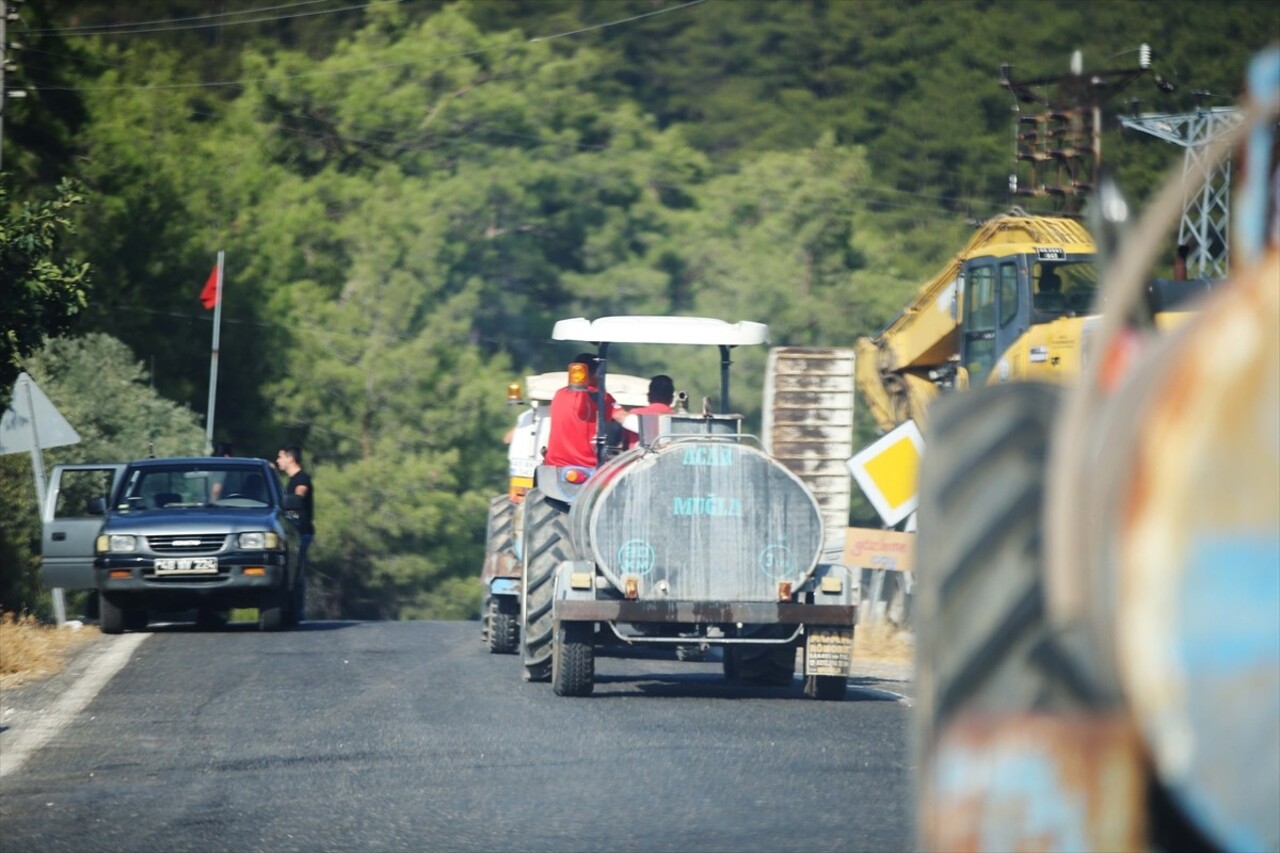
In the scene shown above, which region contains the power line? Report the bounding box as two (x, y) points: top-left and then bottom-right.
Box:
(529, 0), (706, 43)
(21, 1), (394, 38)
(24, 0), (706, 91)
(22, 0), (335, 35)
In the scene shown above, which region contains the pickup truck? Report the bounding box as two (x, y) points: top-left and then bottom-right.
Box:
(42, 457), (304, 632)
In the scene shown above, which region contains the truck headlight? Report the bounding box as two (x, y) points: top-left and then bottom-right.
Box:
(238, 531), (281, 550)
(108, 534), (137, 553)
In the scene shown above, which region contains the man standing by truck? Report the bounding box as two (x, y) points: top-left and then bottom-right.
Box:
(276, 444), (313, 622)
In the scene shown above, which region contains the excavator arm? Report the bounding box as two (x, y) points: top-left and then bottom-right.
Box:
(855, 214), (1095, 433)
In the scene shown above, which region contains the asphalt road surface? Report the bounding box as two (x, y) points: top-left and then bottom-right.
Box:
(1, 620), (914, 852)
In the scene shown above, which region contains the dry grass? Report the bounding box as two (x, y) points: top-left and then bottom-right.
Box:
(853, 620), (915, 664)
(0, 611), (99, 689)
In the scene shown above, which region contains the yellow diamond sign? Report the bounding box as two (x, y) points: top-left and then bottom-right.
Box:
(847, 420), (924, 526)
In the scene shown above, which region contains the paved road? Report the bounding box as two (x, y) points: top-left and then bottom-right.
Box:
(1, 621), (914, 852)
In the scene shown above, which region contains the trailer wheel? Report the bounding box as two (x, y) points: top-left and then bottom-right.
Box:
(552, 621), (595, 696)
(724, 643), (796, 686)
(915, 382), (1098, 756)
(804, 675), (847, 700)
(520, 489), (571, 682)
(487, 595), (519, 655)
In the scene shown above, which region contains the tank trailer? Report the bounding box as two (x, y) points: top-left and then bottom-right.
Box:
(519, 316), (858, 698)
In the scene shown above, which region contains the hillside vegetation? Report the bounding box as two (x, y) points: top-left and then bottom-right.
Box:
(2, 0), (1274, 619)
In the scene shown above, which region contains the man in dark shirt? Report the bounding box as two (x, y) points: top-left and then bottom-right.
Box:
(276, 445), (313, 623)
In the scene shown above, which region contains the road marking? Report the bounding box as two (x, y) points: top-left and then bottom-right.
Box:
(0, 633), (148, 779)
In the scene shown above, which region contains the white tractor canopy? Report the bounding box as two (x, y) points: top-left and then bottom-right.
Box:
(552, 316), (770, 347)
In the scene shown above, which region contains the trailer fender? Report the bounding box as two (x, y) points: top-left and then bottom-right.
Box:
(552, 560), (598, 620)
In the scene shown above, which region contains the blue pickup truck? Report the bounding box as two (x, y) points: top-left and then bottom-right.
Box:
(41, 457), (304, 632)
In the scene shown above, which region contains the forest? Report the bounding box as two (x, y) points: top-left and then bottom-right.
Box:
(2, 0), (1276, 619)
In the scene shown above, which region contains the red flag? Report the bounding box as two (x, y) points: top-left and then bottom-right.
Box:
(200, 266), (219, 310)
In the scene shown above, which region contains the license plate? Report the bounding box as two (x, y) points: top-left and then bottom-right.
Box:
(806, 627), (854, 676)
(154, 557), (218, 576)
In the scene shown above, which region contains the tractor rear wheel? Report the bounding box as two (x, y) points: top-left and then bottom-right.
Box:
(482, 495), (518, 652)
(552, 621), (595, 696)
(520, 489), (571, 683)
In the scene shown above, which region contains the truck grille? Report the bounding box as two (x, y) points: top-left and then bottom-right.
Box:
(148, 534), (225, 554)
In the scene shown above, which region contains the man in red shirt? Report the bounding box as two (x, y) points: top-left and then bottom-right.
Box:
(544, 353), (624, 467)
(621, 374), (676, 448)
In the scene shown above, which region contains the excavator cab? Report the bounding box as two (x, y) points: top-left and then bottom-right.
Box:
(960, 248), (1098, 385)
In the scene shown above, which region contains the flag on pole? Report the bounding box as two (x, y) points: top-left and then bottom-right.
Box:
(200, 266), (219, 309)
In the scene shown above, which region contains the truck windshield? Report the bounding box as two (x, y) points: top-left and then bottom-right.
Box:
(118, 465), (271, 509)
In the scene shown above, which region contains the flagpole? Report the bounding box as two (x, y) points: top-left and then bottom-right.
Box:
(203, 250), (224, 456)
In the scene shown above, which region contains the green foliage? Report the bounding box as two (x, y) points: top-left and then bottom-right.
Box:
(6, 0), (1273, 618)
(0, 334), (206, 612)
(0, 180), (92, 392)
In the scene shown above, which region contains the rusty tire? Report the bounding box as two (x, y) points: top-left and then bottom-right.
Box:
(520, 489), (571, 683)
(915, 383), (1098, 762)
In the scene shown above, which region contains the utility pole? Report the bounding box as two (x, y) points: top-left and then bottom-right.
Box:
(1001, 45), (1173, 216)
(1119, 106), (1242, 279)
(1, 0), (26, 172)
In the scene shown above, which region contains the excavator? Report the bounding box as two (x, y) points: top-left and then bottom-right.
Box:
(854, 210), (1208, 434)
(854, 212), (1098, 433)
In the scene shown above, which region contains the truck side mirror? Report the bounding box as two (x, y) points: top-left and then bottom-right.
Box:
(283, 494), (304, 511)
(88, 497), (107, 515)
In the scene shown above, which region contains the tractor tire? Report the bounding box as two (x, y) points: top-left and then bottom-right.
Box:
(915, 382), (1099, 758)
(552, 621), (595, 696)
(486, 494), (516, 554)
(486, 595), (520, 655)
(520, 489), (571, 683)
(481, 495), (518, 649)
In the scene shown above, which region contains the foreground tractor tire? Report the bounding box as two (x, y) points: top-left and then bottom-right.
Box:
(486, 595), (519, 655)
(520, 489), (571, 683)
(915, 382), (1095, 758)
(552, 620), (595, 696)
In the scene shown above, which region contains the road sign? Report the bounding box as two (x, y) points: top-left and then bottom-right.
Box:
(847, 420), (923, 527)
(2, 372), (81, 626)
(0, 372), (80, 454)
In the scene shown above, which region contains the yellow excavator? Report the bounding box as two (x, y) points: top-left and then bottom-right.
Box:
(854, 211), (1205, 434)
